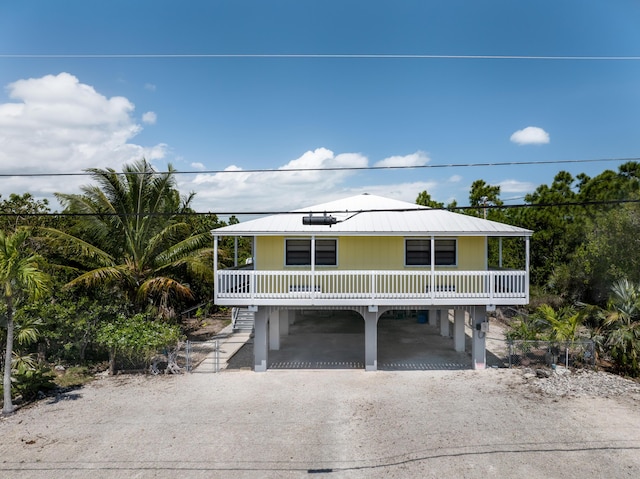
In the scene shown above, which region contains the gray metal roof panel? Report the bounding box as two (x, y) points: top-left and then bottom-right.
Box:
(212, 193), (533, 236)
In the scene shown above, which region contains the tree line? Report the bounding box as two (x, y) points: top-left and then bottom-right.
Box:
(418, 161), (640, 376)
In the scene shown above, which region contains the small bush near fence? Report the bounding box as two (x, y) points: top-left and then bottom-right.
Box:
(505, 340), (595, 369)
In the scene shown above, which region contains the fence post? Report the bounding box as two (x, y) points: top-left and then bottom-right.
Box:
(214, 339), (220, 373)
(185, 340), (192, 372)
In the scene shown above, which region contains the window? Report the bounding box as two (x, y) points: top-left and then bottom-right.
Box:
(405, 238), (457, 266)
(285, 239), (337, 266)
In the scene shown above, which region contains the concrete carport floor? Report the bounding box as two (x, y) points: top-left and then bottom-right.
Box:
(252, 309), (473, 370)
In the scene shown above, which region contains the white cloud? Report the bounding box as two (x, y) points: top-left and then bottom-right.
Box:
(374, 151), (430, 168)
(448, 174), (462, 183)
(184, 148), (443, 214)
(499, 179), (536, 194)
(188, 148), (371, 212)
(191, 162), (206, 170)
(510, 126), (550, 145)
(144, 83), (156, 91)
(142, 111), (157, 124)
(0, 72), (166, 206)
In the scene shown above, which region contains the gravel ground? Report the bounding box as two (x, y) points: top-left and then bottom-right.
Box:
(1, 367), (639, 479)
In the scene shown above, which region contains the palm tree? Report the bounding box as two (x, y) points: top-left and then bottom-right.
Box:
(1, 228), (50, 415)
(536, 304), (584, 342)
(51, 159), (213, 317)
(600, 279), (640, 376)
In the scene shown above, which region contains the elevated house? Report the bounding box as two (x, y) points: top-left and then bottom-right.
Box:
(212, 194), (532, 371)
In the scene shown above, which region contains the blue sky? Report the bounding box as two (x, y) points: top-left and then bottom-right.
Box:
(1, 1), (639, 215)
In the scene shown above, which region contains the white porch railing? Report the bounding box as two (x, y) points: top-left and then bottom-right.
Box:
(215, 269), (528, 305)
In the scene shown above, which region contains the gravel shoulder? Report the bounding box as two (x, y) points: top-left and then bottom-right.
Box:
(1, 367), (639, 479)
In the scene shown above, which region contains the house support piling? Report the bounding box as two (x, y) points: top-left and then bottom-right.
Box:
(471, 306), (487, 369)
(269, 308), (280, 351)
(364, 309), (378, 371)
(439, 309), (450, 337)
(454, 309), (466, 352)
(254, 308), (268, 372)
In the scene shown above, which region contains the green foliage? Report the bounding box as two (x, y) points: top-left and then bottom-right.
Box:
(599, 279), (640, 376)
(467, 180), (504, 220)
(96, 313), (183, 373)
(535, 304), (584, 342)
(10, 362), (56, 402)
(18, 292), (125, 363)
(1, 227), (51, 414)
(415, 190), (444, 209)
(0, 193), (51, 232)
(507, 304), (585, 343)
(505, 313), (545, 341)
(51, 159), (214, 317)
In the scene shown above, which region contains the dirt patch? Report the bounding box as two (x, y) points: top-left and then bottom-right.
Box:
(182, 312), (231, 341)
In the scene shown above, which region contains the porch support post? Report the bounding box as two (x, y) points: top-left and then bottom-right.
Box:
(525, 236), (530, 300)
(454, 309), (466, 352)
(310, 235), (316, 296)
(499, 237), (503, 268)
(254, 308), (269, 372)
(280, 310), (290, 336)
(234, 237), (238, 267)
(269, 308), (280, 351)
(471, 306), (487, 370)
(364, 309), (378, 371)
(439, 309), (450, 337)
(213, 235), (219, 303)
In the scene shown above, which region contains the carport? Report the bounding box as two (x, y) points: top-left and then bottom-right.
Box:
(264, 309), (472, 370)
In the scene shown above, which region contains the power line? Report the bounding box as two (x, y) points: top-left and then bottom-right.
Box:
(2, 53), (640, 60)
(0, 156), (638, 178)
(2, 198), (639, 217)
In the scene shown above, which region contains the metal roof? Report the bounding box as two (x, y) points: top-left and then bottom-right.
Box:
(212, 193), (533, 237)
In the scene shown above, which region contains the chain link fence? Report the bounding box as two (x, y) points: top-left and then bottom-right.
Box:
(491, 340), (596, 369)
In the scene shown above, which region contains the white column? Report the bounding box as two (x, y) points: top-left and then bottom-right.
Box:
(213, 235), (219, 304)
(254, 308), (269, 372)
(454, 309), (466, 352)
(269, 308), (280, 351)
(280, 310), (290, 336)
(525, 236), (530, 300)
(234, 237), (238, 267)
(428, 309), (437, 327)
(364, 310), (378, 371)
(471, 306), (487, 370)
(439, 309), (450, 337)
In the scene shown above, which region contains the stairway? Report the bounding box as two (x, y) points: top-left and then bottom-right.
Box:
(232, 307), (255, 332)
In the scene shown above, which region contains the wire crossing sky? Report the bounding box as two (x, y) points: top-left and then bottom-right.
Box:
(0, 0), (639, 213)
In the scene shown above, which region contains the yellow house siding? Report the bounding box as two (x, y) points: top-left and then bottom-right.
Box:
(457, 236), (486, 270)
(255, 236), (285, 270)
(254, 235), (487, 270)
(339, 236), (403, 269)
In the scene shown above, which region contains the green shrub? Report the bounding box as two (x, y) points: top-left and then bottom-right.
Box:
(96, 313), (183, 374)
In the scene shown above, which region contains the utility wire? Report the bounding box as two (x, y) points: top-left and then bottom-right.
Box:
(2, 54), (640, 60)
(2, 198), (639, 217)
(0, 156), (637, 178)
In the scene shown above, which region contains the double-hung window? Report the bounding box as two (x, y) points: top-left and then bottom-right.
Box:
(285, 239), (337, 266)
(405, 238), (456, 266)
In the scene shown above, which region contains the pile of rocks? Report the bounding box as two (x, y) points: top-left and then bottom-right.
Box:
(522, 367), (640, 398)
